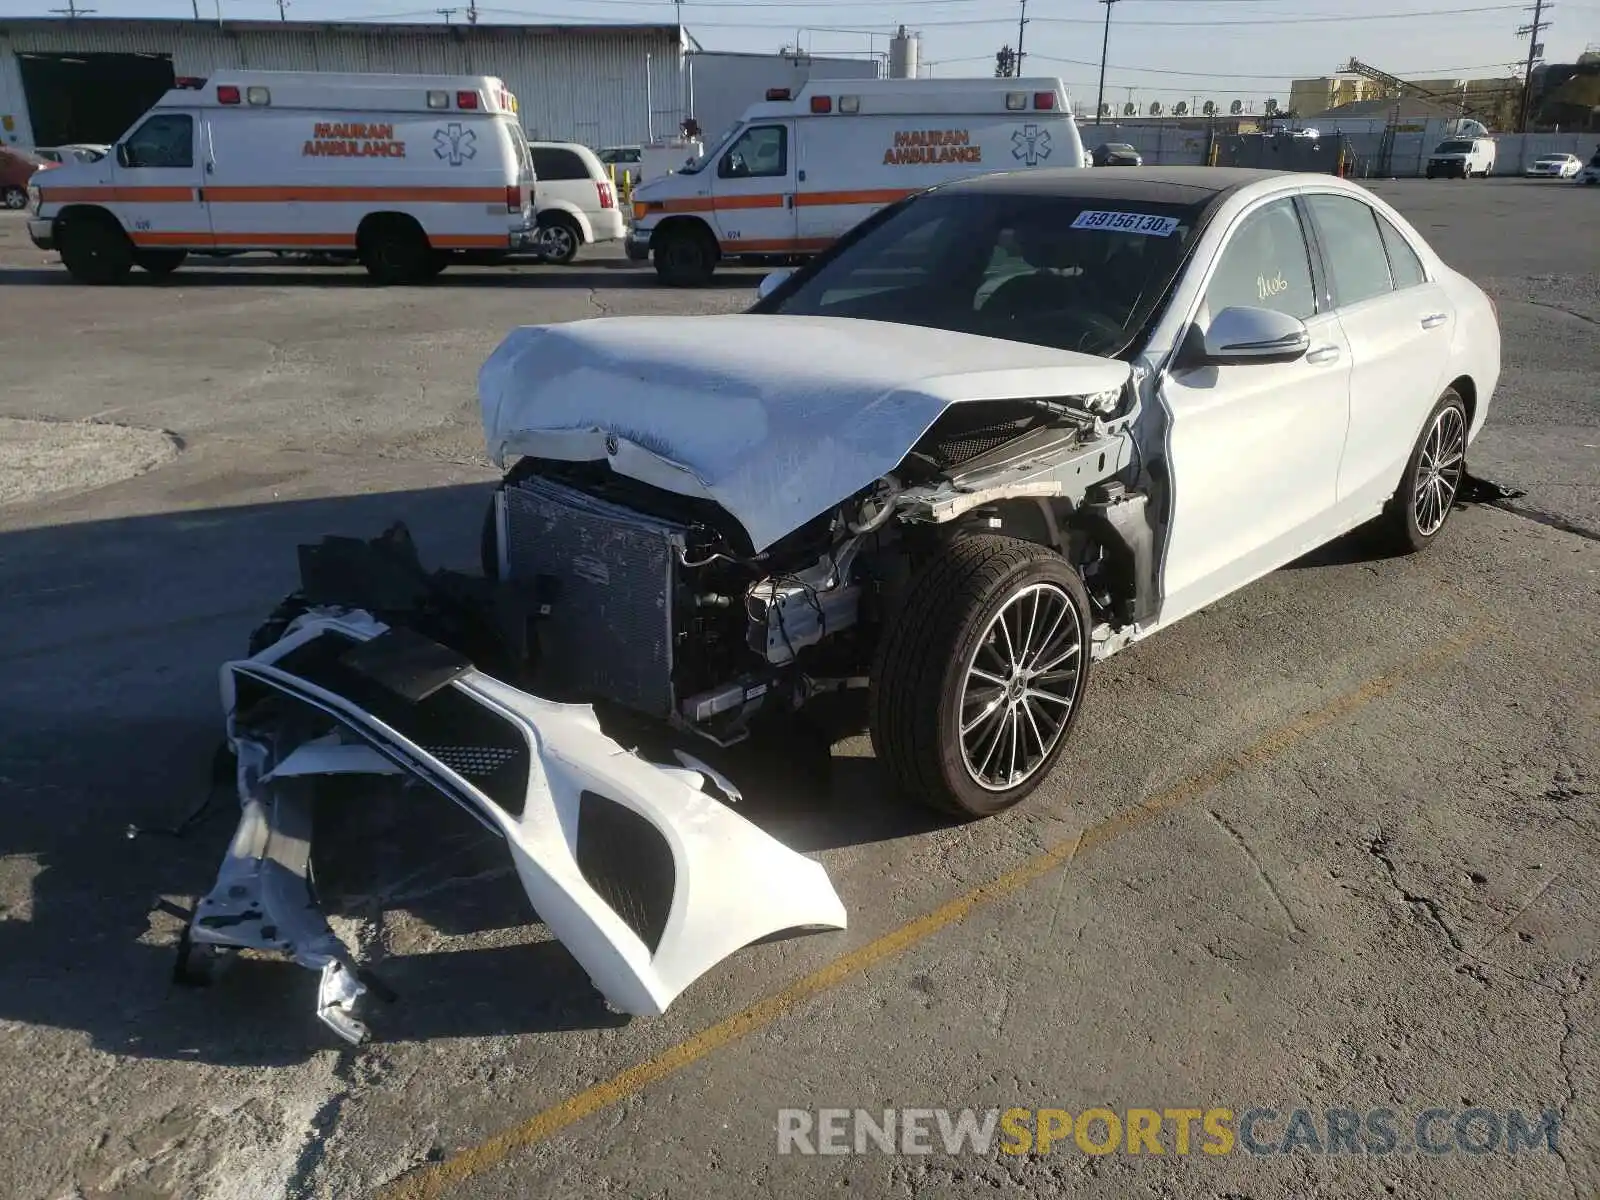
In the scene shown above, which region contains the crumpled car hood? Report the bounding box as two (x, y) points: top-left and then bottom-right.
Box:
(479, 314), (1131, 552)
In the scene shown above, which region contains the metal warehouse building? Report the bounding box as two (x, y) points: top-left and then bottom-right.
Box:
(0, 17), (690, 151)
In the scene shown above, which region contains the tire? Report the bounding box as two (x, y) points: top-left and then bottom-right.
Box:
(134, 249), (187, 277)
(1375, 388), (1469, 555)
(625, 240), (649, 262)
(358, 218), (433, 284)
(58, 216), (135, 284)
(2, 184), (27, 210)
(653, 224), (717, 287)
(869, 534), (1093, 819)
(537, 214), (581, 265)
(416, 251), (450, 280)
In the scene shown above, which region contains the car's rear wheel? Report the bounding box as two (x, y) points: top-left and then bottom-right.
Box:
(59, 215), (135, 284)
(1376, 388), (1469, 554)
(653, 224), (718, 286)
(870, 534), (1093, 819)
(134, 249), (187, 277)
(2, 184), (27, 210)
(537, 213), (582, 265)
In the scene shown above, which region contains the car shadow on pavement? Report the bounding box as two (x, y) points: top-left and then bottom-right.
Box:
(0, 482), (932, 1065)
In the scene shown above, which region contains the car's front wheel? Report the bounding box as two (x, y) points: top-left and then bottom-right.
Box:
(870, 534), (1093, 819)
(2, 184), (27, 210)
(1376, 388), (1469, 553)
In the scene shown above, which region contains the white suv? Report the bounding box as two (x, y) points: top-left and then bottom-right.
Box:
(530, 141), (625, 264)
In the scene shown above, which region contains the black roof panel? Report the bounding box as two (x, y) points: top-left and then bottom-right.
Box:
(941, 165), (1293, 205)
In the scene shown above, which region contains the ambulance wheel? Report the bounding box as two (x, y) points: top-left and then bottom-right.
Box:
(2, 185), (26, 210)
(417, 251), (450, 280)
(357, 216), (433, 285)
(653, 224), (717, 287)
(59, 215), (135, 285)
(134, 249), (187, 277)
(537, 214), (581, 265)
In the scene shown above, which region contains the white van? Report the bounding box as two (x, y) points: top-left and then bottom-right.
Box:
(26, 71), (539, 284)
(528, 140), (624, 264)
(1425, 136), (1497, 179)
(627, 77), (1087, 285)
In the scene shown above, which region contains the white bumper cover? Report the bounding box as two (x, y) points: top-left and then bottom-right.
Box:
(189, 609), (847, 1042)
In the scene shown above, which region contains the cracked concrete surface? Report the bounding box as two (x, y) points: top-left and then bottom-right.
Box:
(0, 181), (1594, 1199)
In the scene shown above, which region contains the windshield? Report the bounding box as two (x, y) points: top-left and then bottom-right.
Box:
(679, 122), (741, 175)
(756, 191), (1205, 359)
(1436, 141), (1473, 154)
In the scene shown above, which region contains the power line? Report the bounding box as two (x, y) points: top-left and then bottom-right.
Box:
(455, 1), (1527, 27)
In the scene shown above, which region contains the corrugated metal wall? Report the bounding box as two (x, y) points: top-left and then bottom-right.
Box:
(0, 20), (684, 149)
(687, 51), (880, 144)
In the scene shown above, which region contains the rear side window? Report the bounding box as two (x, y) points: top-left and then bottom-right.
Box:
(1304, 193), (1393, 309)
(1375, 213), (1426, 289)
(123, 114), (194, 169)
(531, 147), (591, 181)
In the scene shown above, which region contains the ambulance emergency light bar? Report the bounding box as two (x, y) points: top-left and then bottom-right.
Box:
(767, 86), (1058, 113)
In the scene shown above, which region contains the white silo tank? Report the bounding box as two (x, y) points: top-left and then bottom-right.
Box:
(890, 26), (921, 79)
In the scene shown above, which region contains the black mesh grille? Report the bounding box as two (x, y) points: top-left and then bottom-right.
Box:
(271, 629), (532, 817)
(575, 791), (676, 954)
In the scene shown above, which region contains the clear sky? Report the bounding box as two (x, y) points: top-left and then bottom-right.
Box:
(1, 0), (1595, 107)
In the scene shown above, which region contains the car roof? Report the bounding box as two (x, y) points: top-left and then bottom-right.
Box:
(940, 165), (1295, 205)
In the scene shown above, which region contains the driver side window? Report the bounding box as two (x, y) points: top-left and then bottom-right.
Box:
(1204, 198), (1317, 321)
(123, 114), (194, 169)
(719, 125), (787, 179)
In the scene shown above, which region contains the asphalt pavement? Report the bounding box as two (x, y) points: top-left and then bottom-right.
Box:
(0, 176), (1593, 1200)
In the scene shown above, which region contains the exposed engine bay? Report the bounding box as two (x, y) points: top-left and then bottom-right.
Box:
(487, 393), (1158, 747)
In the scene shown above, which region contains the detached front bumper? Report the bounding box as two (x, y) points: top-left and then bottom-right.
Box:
(26, 217), (54, 251)
(187, 605), (847, 1044)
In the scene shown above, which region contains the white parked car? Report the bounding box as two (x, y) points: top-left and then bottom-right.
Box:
(529, 140), (625, 264)
(1525, 152), (1582, 178)
(193, 166), (1500, 1041)
(470, 166), (1499, 818)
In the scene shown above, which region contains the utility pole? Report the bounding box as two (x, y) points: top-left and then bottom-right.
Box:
(1517, 0), (1552, 131)
(1016, 0), (1028, 77)
(276, 0), (288, 18)
(47, 0), (94, 14)
(438, 6), (455, 22)
(467, 0), (478, 24)
(1094, 0), (1119, 126)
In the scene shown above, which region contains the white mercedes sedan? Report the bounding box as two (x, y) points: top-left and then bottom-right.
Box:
(1525, 152), (1582, 178)
(471, 166), (1500, 818)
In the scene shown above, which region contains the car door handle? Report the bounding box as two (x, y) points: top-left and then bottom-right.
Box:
(1420, 312), (1448, 329)
(1306, 344), (1341, 365)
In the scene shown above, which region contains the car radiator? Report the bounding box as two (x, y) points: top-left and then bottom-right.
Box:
(503, 474), (685, 719)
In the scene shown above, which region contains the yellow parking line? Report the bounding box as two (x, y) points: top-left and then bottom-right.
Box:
(378, 625), (1486, 1200)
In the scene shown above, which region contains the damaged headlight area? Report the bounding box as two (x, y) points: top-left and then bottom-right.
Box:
(179, 537), (847, 1045)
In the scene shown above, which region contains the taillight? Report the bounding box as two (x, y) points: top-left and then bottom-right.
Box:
(506, 184), (521, 212)
(597, 181), (615, 209)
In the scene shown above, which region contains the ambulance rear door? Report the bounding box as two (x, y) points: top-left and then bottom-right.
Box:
(110, 106), (214, 250)
(707, 118), (797, 255)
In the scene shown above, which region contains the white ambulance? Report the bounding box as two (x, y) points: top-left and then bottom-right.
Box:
(26, 70), (539, 285)
(626, 76), (1087, 285)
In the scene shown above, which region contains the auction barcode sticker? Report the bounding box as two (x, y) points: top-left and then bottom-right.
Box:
(1071, 210), (1181, 237)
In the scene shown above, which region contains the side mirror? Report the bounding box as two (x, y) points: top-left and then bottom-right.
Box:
(756, 269), (793, 301)
(1190, 306), (1311, 366)
(115, 143), (131, 169)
